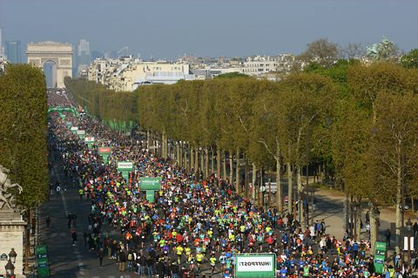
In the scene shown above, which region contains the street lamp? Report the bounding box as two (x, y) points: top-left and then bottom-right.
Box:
(8, 249), (16, 264)
(4, 259), (15, 277)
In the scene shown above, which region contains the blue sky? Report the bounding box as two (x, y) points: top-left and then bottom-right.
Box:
(1, 0), (417, 60)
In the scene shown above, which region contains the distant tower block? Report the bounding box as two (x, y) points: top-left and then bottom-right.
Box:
(27, 41), (73, 88)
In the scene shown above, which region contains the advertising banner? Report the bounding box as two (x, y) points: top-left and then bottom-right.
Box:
(140, 177), (161, 190)
(98, 147), (112, 154)
(36, 245), (50, 277)
(235, 254), (276, 278)
(146, 190), (155, 202)
(117, 162), (134, 171)
(374, 242), (387, 274)
(84, 136), (95, 143)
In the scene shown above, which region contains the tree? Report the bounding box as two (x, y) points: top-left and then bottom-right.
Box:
(0, 64), (48, 209)
(278, 73), (337, 223)
(340, 43), (366, 60)
(400, 49), (418, 69)
(214, 72), (252, 79)
(298, 38), (340, 68)
(372, 92), (418, 254)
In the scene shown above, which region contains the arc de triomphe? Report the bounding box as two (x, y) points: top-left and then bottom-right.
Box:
(27, 41), (73, 88)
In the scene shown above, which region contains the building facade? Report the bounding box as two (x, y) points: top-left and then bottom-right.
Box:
(5, 41), (22, 63)
(88, 57), (194, 91)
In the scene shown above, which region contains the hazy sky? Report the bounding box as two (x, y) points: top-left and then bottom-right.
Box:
(1, 0), (417, 60)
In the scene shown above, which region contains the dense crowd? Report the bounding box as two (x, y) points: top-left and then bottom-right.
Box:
(48, 90), (418, 278)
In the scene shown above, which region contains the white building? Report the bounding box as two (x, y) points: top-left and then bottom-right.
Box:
(87, 57), (194, 91)
(242, 54), (295, 76)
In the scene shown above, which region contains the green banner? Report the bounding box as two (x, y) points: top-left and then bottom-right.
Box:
(36, 245), (50, 278)
(146, 190), (155, 202)
(122, 171), (130, 182)
(140, 177), (161, 190)
(117, 161), (133, 171)
(102, 154), (110, 164)
(48, 106), (78, 116)
(374, 241), (387, 274)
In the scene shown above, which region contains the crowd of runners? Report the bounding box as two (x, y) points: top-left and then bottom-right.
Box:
(47, 90), (418, 278)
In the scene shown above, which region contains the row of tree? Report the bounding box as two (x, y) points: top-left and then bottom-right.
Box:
(0, 64), (48, 209)
(66, 56), (418, 253)
(0, 64), (48, 271)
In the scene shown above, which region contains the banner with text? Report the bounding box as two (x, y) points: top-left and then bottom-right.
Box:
(140, 177), (161, 190)
(117, 161), (134, 171)
(235, 254), (276, 278)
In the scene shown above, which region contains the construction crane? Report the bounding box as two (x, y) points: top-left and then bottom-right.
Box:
(117, 46), (129, 57)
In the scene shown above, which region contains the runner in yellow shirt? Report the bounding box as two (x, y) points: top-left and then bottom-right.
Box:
(175, 244), (184, 264)
(196, 252), (204, 271)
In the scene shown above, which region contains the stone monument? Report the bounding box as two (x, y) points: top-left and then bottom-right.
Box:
(0, 165), (26, 278)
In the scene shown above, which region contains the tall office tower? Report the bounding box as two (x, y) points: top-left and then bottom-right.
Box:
(0, 28), (3, 56)
(5, 40), (22, 63)
(76, 39), (91, 76)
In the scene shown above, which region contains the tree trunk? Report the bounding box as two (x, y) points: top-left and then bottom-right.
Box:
(369, 202), (379, 254)
(205, 147), (209, 178)
(344, 191), (349, 234)
(161, 131), (166, 158)
(395, 147), (403, 254)
(355, 203), (362, 242)
(200, 148), (204, 178)
(244, 155), (249, 199)
(24, 209), (31, 271)
(235, 147), (240, 194)
(229, 150), (233, 184)
(276, 157), (283, 212)
(195, 147), (199, 174)
(260, 167), (264, 208)
(252, 163), (257, 201)
(176, 142), (181, 165)
(222, 150), (227, 181)
(211, 147), (215, 177)
(146, 130), (151, 152)
(287, 161), (293, 215)
(216, 145), (221, 179)
(183, 144), (188, 170)
(350, 195), (354, 238)
(190, 147), (194, 172)
(297, 164), (304, 225)
(276, 143), (283, 212)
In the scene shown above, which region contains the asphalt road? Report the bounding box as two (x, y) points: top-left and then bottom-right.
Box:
(39, 152), (139, 278)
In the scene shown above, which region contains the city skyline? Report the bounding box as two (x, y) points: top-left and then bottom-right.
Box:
(0, 0), (417, 61)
